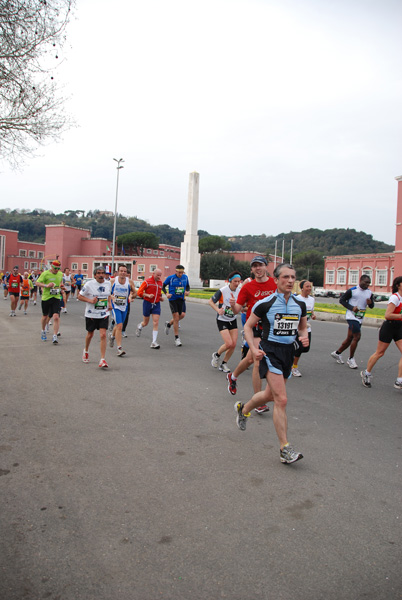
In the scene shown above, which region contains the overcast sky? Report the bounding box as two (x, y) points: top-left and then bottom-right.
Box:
(2, 0), (402, 245)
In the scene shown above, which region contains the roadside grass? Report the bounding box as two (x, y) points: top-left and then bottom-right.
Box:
(189, 292), (386, 319)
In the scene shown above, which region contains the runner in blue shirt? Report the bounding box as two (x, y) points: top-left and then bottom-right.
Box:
(162, 265), (190, 347)
(234, 263), (309, 464)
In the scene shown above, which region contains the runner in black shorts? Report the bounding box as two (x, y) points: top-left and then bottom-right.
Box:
(78, 267), (112, 368)
(234, 264), (309, 464)
(209, 272), (241, 373)
(361, 276), (402, 389)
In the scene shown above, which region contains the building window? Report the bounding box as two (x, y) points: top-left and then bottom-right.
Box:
(337, 269), (347, 285)
(19, 249), (26, 257)
(147, 249), (152, 254)
(71, 262), (78, 270)
(349, 270), (359, 285)
(326, 270), (335, 285)
(137, 264), (145, 273)
(38, 252), (44, 259)
(24, 261), (29, 269)
(153, 250), (158, 255)
(30, 262), (37, 269)
(362, 267), (373, 282)
(28, 250), (36, 258)
(375, 269), (387, 287)
(82, 263), (88, 271)
(160, 251), (164, 256)
(150, 264), (157, 272)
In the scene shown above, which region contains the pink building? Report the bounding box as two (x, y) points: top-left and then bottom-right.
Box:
(0, 224), (183, 282)
(0, 228), (46, 273)
(324, 176), (402, 295)
(324, 252), (394, 294)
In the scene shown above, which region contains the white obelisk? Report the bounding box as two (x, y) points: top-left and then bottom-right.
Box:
(180, 171), (202, 287)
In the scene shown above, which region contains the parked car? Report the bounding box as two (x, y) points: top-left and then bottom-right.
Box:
(374, 294), (389, 302)
(314, 287), (326, 297)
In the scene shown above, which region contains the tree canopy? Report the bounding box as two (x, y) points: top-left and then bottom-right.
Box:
(117, 232), (159, 256)
(199, 235), (231, 254)
(200, 254), (250, 281)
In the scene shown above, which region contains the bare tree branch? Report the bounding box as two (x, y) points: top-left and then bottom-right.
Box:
(0, 0), (75, 168)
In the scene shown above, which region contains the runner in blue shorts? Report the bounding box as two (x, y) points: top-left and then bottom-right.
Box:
(136, 269), (164, 349)
(109, 266), (136, 356)
(234, 263), (309, 464)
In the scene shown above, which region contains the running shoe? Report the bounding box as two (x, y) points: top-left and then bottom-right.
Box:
(122, 332), (127, 338)
(211, 352), (220, 368)
(117, 347), (126, 357)
(98, 358), (108, 368)
(108, 332), (115, 348)
(227, 373), (237, 395)
(136, 325), (142, 337)
(254, 404), (270, 414)
(24, 311), (27, 315)
(41, 331), (47, 342)
(165, 321), (171, 335)
(175, 337), (182, 347)
(361, 370), (372, 388)
(52, 334), (58, 344)
(292, 367), (302, 377)
(280, 444), (303, 464)
(347, 357), (358, 369)
(9, 312), (13, 317)
(393, 380), (402, 390)
(150, 342), (160, 349)
(331, 351), (344, 364)
(219, 363), (231, 373)
(82, 350), (89, 363)
(33, 301), (36, 305)
(234, 402), (250, 431)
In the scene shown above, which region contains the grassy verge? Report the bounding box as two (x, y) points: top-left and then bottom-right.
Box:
(189, 292), (386, 319)
(314, 303), (385, 319)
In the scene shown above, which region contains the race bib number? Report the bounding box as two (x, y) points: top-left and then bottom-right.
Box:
(21, 290), (29, 297)
(49, 287), (60, 295)
(114, 295), (127, 307)
(306, 310), (312, 321)
(175, 286), (184, 295)
(224, 306), (234, 318)
(355, 309), (366, 319)
(273, 313), (299, 336)
(11, 282), (18, 288)
(95, 298), (108, 310)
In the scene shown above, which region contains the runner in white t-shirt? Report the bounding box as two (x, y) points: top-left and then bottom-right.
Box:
(330, 275), (374, 369)
(292, 280), (316, 377)
(78, 266), (112, 368)
(209, 272), (241, 373)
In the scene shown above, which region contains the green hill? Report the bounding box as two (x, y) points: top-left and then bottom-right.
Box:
(0, 209), (394, 256)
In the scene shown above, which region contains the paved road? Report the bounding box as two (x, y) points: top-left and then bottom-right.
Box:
(1, 296), (401, 600)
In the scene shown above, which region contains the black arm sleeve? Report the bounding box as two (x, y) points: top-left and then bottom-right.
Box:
(339, 289), (353, 311)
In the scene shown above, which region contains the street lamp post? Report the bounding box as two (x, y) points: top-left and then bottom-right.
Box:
(111, 158), (124, 275)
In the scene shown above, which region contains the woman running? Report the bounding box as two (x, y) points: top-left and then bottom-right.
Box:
(209, 272), (241, 373)
(361, 276), (402, 389)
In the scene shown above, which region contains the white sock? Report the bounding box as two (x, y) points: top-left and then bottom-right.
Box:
(152, 331), (158, 343)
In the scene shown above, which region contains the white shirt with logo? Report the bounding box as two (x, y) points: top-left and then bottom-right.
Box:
(80, 279), (111, 318)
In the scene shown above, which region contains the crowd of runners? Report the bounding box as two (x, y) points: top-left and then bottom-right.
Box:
(2, 258), (402, 465)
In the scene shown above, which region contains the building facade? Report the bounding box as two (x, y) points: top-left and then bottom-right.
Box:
(323, 176), (402, 295)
